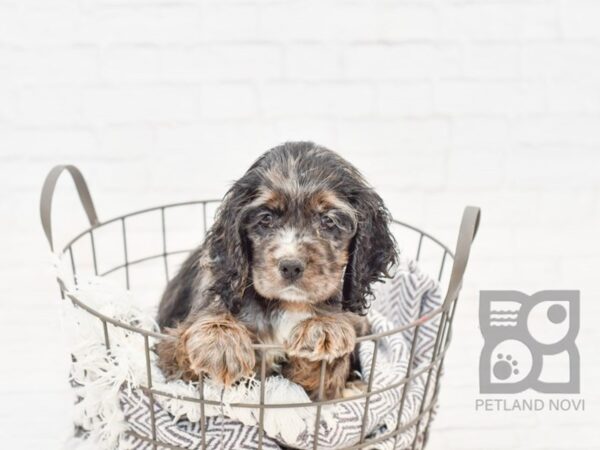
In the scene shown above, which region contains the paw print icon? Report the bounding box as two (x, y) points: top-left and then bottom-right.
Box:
(479, 290), (579, 394)
(494, 353), (520, 380)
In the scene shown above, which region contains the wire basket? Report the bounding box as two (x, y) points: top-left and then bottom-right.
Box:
(40, 165), (480, 450)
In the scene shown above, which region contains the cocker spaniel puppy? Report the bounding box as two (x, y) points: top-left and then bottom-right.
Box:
(156, 142), (397, 400)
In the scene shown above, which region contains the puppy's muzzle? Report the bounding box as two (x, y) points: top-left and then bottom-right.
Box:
(278, 259), (305, 282)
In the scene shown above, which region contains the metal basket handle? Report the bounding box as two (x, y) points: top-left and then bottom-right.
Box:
(442, 205), (481, 309)
(40, 165), (99, 252)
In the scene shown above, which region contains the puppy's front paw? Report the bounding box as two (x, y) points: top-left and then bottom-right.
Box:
(183, 315), (255, 386)
(286, 316), (356, 362)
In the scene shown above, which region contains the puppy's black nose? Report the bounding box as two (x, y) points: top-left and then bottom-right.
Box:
(279, 259), (305, 281)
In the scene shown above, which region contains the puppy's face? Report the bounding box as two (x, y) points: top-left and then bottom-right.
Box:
(244, 189), (357, 304)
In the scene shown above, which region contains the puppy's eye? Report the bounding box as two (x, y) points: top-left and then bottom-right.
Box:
(259, 213), (274, 227)
(320, 215), (336, 230)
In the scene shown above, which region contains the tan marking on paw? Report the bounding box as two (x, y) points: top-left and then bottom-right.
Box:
(283, 355), (351, 400)
(183, 315), (256, 386)
(286, 316), (356, 362)
(342, 380), (368, 398)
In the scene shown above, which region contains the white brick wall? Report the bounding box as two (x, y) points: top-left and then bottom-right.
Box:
(1, 0), (599, 448)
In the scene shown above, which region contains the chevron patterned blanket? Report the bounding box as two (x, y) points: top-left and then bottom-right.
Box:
(65, 257), (442, 450)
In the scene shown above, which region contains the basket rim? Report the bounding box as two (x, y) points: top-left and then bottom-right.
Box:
(56, 199), (455, 349)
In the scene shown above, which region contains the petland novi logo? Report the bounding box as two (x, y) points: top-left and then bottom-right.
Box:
(479, 290), (579, 394)
(475, 290), (583, 412)
(475, 291), (585, 411)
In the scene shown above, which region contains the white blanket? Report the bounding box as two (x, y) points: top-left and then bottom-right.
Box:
(62, 257), (441, 450)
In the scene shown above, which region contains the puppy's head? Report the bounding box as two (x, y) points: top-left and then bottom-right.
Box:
(208, 142), (397, 314)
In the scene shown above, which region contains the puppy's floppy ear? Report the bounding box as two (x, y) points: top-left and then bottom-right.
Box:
(342, 188), (397, 314)
(206, 179), (255, 314)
